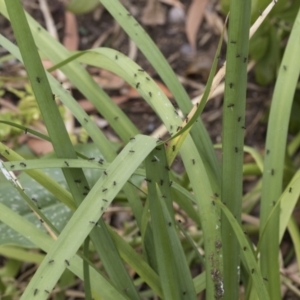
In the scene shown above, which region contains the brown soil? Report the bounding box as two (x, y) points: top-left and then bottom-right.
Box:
(0, 0), (271, 152)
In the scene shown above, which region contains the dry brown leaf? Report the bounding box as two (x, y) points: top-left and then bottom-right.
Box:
(185, 0), (209, 53)
(41, 60), (54, 70)
(123, 87), (140, 99)
(111, 95), (132, 105)
(204, 9), (225, 36)
(141, 0), (166, 26)
(185, 45), (216, 80)
(159, 0), (184, 8)
(27, 138), (53, 155)
(63, 11), (79, 51)
(115, 80), (173, 105)
(42, 60), (60, 78)
(93, 70), (125, 90)
(185, 54), (213, 80)
(77, 99), (96, 112)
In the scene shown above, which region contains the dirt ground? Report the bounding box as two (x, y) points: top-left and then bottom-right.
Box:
(0, 0), (272, 153)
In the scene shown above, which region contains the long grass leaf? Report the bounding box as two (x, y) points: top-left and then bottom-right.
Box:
(216, 199), (270, 300)
(0, 202), (129, 300)
(20, 135), (156, 299)
(145, 147), (197, 299)
(259, 7), (300, 299)
(221, 1), (252, 298)
(4, 1), (140, 297)
(0, 32), (146, 232)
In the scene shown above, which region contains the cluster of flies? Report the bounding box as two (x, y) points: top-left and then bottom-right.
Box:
(33, 259), (70, 296)
(7, 153), (27, 169)
(112, 53), (154, 98)
(132, 68), (154, 99)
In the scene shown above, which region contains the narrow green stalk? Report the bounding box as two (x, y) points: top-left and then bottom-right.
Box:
(5, 1), (140, 298)
(221, 1), (251, 299)
(19, 135), (156, 299)
(145, 148), (197, 299)
(83, 238), (92, 300)
(259, 7), (300, 299)
(180, 137), (223, 299)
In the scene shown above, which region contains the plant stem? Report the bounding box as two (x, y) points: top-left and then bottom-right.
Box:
(221, 1), (251, 299)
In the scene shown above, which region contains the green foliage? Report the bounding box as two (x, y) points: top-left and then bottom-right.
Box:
(66, 0), (100, 15)
(221, 0), (300, 85)
(0, 81), (70, 141)
(0, 0), (299, 299)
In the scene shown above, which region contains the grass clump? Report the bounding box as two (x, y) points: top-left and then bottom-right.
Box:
(0, 0), (299, 299)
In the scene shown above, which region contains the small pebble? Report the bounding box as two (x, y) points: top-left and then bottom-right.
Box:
(168, 7), (185, 24)
(180, 44), (193, 56)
